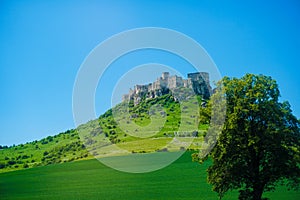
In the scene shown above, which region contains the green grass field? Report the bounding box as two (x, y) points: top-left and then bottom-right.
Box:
(1, 151), (299, 200)
(0, 95), (299, 199)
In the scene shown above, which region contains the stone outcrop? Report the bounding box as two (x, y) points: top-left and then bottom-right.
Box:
(122, 72), (212, 105)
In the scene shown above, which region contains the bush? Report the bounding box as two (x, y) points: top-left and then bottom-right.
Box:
(21, 155), (30, 159)
(17, 160), (24, 164)
(0, 162), (6, 169)
(41, 140), (48, 145)
(8, 160), (16, 165)
(192, 131), (198, 137)
(46, 136), (53, 142)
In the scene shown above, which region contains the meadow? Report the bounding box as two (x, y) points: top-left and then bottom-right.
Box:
(1, 151), (298, 200)
(1, 94), (299, 199)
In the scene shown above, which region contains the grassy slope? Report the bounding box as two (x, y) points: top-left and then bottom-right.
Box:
(0, 94), (205, 173)
(78, 93), (205, 158)
(0, 151), (299, 200)
(0, 129), (91, 173)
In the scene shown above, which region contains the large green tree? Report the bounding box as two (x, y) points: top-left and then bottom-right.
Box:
(194, 74), (300, 200)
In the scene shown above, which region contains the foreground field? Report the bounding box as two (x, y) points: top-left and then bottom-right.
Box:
(0, 151), (299, 200)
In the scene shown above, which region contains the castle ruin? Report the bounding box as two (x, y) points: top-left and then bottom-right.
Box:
(122, 72), (212, 105)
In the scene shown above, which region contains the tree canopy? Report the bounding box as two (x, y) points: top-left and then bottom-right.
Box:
(194, 74), (300, 200)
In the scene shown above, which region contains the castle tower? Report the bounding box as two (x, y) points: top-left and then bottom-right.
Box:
(162, 72), (170, 80)
(199, 72), (209, 85)
(187, 72), (212, 99)
(168, 75), (183, 89)
(187, 72), (209, 84)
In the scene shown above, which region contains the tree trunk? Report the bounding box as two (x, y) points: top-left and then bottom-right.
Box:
(252, 184), (263, 200)
(251, 149), (264, 200)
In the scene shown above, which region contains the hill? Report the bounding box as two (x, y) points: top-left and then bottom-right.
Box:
(0, 92), (207, 173)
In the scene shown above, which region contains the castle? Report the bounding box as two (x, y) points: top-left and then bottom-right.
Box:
(122, 72), (212, 105)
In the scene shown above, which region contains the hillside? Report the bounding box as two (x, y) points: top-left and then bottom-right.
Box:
(0, 92), (207, 173)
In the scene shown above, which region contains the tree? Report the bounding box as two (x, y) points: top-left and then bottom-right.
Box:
(194, 74), (300, 200)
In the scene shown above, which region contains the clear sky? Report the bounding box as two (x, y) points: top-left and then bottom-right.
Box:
(1, 0), (299, 146)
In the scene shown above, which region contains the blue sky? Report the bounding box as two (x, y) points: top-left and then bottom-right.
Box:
(1, 0), (299, 146)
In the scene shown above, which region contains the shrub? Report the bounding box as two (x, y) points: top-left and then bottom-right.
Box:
(0, 162), (6, 169)
(21, 155), (30, 159)
(8, 160), (16, 165)
(46, 136), (53, 142)
(192, 131), (198, 137)
(17, 160), (24, 164)
(41, 140), (48, 145)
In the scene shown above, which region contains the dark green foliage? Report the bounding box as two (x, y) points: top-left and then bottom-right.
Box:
(0, 162), (5, 169)
(41, 141), (87, 165)
(195, 74), (300, 200)
(46, 136), (53, 142)
(21, 155), (29, 159)
(7, 160), (16, 165)
(41, 139), (48, 145)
